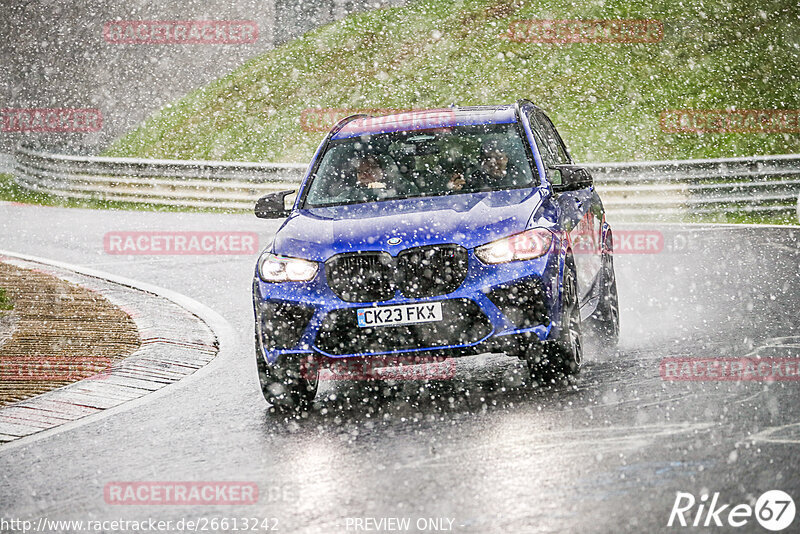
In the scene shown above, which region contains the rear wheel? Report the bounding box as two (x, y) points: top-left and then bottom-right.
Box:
(528, 260), (583, 383)
(255, 337), (319, 411)
(589, 231), (620, 348)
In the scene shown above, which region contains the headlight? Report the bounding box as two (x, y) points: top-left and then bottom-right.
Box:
(475, 228), (553, 264)
(257, 252), (318, 282)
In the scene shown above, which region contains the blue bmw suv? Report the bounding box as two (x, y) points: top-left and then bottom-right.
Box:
(253, 101), (619, 409)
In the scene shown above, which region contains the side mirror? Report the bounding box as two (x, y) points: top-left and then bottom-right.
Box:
(254, 190), (295, 219)
(549, 165), (593, 192)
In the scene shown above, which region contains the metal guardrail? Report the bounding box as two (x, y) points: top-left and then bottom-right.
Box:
(7, 146), (800, 220)
(0, 152), (15, 174)
(11, 146), (307, 210)
(583, 154), (800, 218)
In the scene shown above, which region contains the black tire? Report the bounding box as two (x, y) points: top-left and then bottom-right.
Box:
(589, 230), (620, 348)
(255, 336), (319, 411)
(528, 259), (583, 383)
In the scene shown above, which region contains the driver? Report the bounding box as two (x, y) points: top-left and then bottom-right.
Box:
(352, 154), (418, 198)
(356, 155), (387, 189)
(325, 155), (386, 203)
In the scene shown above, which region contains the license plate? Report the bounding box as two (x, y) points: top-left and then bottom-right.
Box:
(357, 302), (443, 328)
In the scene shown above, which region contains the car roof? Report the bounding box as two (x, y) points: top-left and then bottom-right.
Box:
(331, 105), (519, 140)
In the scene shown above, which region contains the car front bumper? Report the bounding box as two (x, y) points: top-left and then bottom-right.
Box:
(253, 248), (563, 365)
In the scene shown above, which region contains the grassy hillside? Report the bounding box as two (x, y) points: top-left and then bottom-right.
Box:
(105, 0), (800, 164)
(0, 287), (12, 311)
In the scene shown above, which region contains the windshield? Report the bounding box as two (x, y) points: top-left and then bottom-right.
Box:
(303, 122), (536, 208)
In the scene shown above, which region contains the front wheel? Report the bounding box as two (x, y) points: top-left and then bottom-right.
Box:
(528, 261), (583, 384)
(255, 338), (319, 411)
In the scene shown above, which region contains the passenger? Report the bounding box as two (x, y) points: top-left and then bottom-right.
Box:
(442, 159), (467, 192)
(465, 140), (514, 190)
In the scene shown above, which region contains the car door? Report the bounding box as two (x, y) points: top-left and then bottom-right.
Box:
(530, 111), (602, 313)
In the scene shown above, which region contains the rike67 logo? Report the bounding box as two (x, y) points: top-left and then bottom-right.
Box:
(668, 490), (796, 531)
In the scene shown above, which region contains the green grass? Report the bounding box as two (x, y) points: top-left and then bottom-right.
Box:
(104, 0), (800, 165)
(0, 288), (12, 312)
(0, 173), (246, 213)
(687, 210), (799, 226)
(10, 0), (799, 223)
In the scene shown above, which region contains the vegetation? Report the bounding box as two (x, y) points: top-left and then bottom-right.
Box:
(7, 0), (798, 223)
(104, 0), (800, 164)
(0, 288), (12, 312)
(0, 173), (234, 213)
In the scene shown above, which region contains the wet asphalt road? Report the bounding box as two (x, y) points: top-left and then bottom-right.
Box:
(1, 202), (799, 533)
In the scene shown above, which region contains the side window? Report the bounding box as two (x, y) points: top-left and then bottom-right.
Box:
(535, 112), (570, 164)
(527, 111), (555, 168)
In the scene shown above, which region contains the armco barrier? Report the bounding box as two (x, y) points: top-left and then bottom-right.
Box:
(11, 146), (306, 210)
(7, 146), (800, 220)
